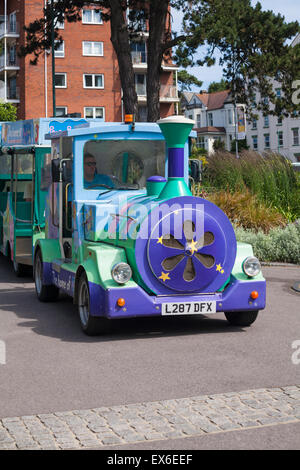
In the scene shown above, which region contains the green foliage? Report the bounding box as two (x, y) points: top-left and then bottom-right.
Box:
(235, 221), (300, 264)
(204, 150), (300, 221)
(213, 139), (225, 151)
(208, 79), (228, 93)
(0, 103), (17, 121)
(230, 138), (249, 153)
(206, 189), (286, 232)
(175, 0), (300, 118)
(177, 70), (203, 91)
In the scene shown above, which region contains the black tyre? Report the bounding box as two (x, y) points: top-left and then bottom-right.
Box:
(13, 260), (29, 278)
(34, 250), (59, 302)
(77, 272), (110, 336)
(225, 310), (259, 327)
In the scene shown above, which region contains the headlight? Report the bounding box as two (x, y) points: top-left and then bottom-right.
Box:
(243, 256), (261, 277)
(111, 263), (132, 284)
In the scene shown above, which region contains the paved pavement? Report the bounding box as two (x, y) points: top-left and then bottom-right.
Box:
(0, 257), (299, 450)
(0, 385), (299, 450)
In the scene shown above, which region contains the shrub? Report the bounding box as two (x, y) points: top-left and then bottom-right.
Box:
(234, 220), (300, 264)
(207, 189), (286, 232)
(204, 150), (300, 221)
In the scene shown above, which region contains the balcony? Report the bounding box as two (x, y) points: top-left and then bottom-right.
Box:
(0, 53), (19, 72)
(136, 84), (179, 103)
(0, 17), (19, 39)
(160, 85), (179, 102)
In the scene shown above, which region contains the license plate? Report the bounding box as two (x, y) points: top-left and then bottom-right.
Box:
(162, 301), (216, 316)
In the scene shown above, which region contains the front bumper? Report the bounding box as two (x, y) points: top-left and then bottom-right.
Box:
(88, 277), (266, 319)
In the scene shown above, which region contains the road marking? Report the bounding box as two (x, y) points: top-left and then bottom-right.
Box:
(0, 385), (299, 449)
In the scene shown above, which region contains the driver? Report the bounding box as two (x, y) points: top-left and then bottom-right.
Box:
(83, 153), (114, 189)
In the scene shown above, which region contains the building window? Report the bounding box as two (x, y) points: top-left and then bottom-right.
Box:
(227, 109), (233, 125)
(292, 128), (299, 146)
(135, 74), (146, 95)
(277, 116), (283, 126)
(252, 135), (258, 150)
(82, 41), (103, 56)
(252, 118), (257, 130)
(197, 136), (205, 149)
(277, 131), (283, 147)
(55, 15), (64, 29)
(275, 88), (281, 98)
(83, 74), (104, 89)
(264, 116), (269, 127)
(264, 134), (270, 149)
(84, 107), (105, 119)
(55, 73), (67, 88)
(82, 9), (103, 24)
(196, 114), (201, 128)
(9, 12), (17, 33)
(130, 41), (147, 63)
(208, 112), (213, 126)
(56, 107), (67, 117)
(54, 41), (65, 58)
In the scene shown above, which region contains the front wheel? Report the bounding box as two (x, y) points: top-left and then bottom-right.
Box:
(34, 250), (59, 302)
(78, 273), (110, 336)
(225, 310), (259, 327)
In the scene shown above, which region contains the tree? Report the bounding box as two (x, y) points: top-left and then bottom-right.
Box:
(175, 0), (300, 119)
(208, 79), (228, 94)
(177, 70), (203, 92)
(20, 0), (186, 122)
(0, 103), (17, 121)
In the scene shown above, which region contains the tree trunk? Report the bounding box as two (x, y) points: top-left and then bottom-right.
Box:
(146, 0), (169, 122)
(109, 0), (138, 118)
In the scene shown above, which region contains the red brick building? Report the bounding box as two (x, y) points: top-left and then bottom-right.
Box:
(0, 0), (179, 121)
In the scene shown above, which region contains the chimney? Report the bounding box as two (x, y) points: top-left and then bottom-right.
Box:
(157, 115), (195, 199)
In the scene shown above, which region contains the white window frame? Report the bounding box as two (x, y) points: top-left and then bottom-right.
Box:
(208, 112), (213, 127)
(84, 107), (105, 119)
(82, 9), (103, 24)
(55, 73), (67, 88)
(54, 40), (65, 58)
(55, 106), (68, 117)
(83, 74), (104, 89)
(82, 41), (103, 56)
(292, 128), (299, 146)
(252, 135), (258, 150)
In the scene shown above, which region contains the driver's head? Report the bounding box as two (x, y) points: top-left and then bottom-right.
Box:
(84, 153), (97, 181)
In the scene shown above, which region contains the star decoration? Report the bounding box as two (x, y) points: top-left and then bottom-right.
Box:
(159, 272), (170, 282)
(188, 239), (198, 255)
(157, 236), (163, 244)
(216, 263), (224, 274)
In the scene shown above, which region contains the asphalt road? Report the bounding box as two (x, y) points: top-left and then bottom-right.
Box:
(0, 254), (299, 449)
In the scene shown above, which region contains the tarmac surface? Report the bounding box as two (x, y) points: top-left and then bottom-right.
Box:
(0, 256), (299, 450)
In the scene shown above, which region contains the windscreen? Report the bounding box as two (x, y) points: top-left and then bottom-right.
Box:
(83, 139), (166, 189)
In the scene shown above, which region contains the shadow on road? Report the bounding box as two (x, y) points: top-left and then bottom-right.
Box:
(0, 254), (247, 343)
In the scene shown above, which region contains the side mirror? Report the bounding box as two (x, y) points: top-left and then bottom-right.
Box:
(51, 158), (72, 183)
(189, 159), (202, 183)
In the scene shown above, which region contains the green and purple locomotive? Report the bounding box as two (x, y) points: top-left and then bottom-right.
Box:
(33, 116), (266, 335)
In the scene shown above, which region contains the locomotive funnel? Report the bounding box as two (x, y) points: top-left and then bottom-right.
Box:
(157, 115), (195, 199)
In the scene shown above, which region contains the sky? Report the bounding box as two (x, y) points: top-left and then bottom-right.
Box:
(172, 0), (300, 91)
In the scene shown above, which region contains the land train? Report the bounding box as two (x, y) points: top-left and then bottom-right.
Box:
(2, 116), (266, 335)
(0, 118), (102, 276)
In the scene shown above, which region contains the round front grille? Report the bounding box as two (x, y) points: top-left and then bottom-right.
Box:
(135, 196), (237, 295)
(147, 207), (231, 292)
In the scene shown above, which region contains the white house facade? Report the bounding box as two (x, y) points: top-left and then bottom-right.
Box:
(181, 90), (246, 153)
(246, 33), (300, 162)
